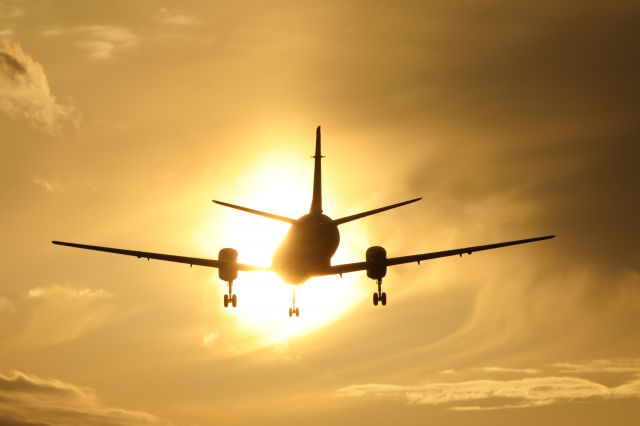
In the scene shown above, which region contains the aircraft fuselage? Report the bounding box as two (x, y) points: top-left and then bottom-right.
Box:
(272, 213), (340, 284)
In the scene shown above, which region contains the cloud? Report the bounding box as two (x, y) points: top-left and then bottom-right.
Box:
(0, 1), (24, 19)
(0, 297), (13, 312)
(0, 371), (166, 425)
(550, 359), (640, 374)
(337, 376), (640, 410)
(336, 359), (640, 410)
(477, 367), (540, 374)
(31, 177), (63, 193)
(76, 26), (137, 59)
(0, 37), (78, 135)
(202, 331), (220, 347)
(154, 8), (200, 27)
(26, 285), (113, 300)
(0, 285), (118, 347)
(43, 25), (138, 60)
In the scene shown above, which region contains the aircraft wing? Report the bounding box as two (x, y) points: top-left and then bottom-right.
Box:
(324, 235), (555, 275)
(51, 241), (268, 271)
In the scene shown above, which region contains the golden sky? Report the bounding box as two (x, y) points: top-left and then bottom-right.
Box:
(1, 1), (639, 425)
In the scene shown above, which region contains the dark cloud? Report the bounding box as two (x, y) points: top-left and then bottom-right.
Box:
(0, 51), (27, 77)
(0, 37), (78, 135)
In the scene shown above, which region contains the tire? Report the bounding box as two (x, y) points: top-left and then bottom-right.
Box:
(373, 292), (379, 306)
(381, 292), (387, 306)
(223, 294), (229, 308)
(295, 308), (300, 317)
(231, 294), (237, 307)
(288, 308), (292, 317)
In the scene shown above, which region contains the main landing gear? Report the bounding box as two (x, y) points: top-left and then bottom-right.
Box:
(372, 278), (387, 306)
(223, 281), (237, 308)
(288, 288), (300, 317)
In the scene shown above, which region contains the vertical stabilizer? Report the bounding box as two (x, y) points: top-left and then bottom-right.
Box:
(310, 125), (324, 214)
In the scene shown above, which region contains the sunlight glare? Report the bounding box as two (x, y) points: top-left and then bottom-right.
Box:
(195, 151), (371, 347)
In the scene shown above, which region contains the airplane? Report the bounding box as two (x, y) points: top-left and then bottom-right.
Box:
(53, 126), (554, 317)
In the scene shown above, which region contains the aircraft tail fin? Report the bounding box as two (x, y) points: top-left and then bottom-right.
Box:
(333, 197), (422, 225)
(213, 200), (296, 224)
(309, 125), (324, 214)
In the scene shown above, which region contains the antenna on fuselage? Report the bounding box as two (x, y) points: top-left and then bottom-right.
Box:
(310, 125), (324, 215)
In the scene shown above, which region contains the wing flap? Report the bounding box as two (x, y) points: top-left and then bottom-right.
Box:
(52, 241), (267, 271)
(323, 235), (555, 276)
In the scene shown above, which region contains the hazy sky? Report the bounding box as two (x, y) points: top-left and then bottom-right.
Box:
(1, 1), (639, 425)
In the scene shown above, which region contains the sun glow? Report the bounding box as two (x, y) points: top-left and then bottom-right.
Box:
(195, 151), (370, 347)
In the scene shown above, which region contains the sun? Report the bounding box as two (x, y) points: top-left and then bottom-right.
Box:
(194, 151), (370, 346)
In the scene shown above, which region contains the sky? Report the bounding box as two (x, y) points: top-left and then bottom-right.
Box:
(1, 0), (639, 424)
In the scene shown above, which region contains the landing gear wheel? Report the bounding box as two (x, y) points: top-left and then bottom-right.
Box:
(295, 307), (300, 317)
(223, 294), (229, 308)
(288, 307), (293, 317)
(231, 294), (237, 307)
(373, 279), (387, 307)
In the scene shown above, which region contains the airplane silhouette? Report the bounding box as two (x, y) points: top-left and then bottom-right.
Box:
(53, 126), (554, 317)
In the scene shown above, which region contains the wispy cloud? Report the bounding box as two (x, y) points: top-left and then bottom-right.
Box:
(202, 331), (220, 347)
(154, 8), (200, 27)
(31, 176), (63, 193)
(3, 284), (118, 347)
(0, 297), (13, 312)
(477, 366), (540, 374)
(337, 376), (640, 410)
(550, 359), (640, 374)
(336, 360), (640, 410)
(0, 1), (24, 19)
(0, 36), (79, 135)
(76, 25), (137, 59)
(27, 285), (113, 300)
(0, 371), (167, 425)
(42, 25), (138, 60)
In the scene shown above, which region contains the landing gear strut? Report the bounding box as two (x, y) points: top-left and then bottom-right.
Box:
(223, 281), (237, 308)
(373, 278), (387, 306)
(288, 288), (300, 317)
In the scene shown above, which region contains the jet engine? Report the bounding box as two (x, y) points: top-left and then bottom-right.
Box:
(366, 246), (387, 280)
(218, 248), (238, 282)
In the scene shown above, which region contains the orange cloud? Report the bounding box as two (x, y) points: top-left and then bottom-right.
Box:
(0, 371), (167, 425)
(0, 37), (78, 135)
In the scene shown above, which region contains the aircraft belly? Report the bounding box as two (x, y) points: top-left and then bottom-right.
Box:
(272, 222), (340, 284)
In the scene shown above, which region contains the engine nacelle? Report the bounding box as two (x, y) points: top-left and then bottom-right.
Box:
(366, 246), (387, 280)
(218, 248), (238, 282)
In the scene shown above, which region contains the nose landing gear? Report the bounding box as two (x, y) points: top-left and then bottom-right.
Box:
(372, 278), (387, 306)
(288, 288), (300, 317)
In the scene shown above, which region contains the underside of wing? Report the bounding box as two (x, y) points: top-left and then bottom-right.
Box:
(323, 235), (555, 276)
(51, 241), (268, 271)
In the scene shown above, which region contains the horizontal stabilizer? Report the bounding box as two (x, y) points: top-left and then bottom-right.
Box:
(333, 197), (422, 225)
(213, 200), (296, 224)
